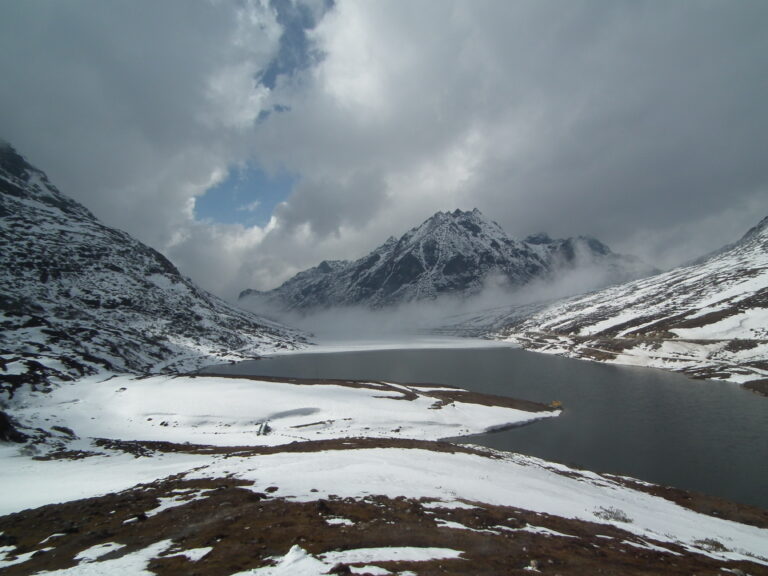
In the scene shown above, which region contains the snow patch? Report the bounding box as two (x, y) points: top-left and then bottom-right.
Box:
(75, 542), (126, 562)
(35, 540), (172, 575)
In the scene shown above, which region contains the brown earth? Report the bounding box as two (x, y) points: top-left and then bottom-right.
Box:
(2, 469), (767, 576)
(3, 438), (767, 575)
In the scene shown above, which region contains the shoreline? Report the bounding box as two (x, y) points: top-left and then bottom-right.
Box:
(1, 372), (767, 574)
(501, 331), (768, 395)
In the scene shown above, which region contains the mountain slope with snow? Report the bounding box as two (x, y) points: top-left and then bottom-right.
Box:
(0, 143), (304, 393)
(241, 208), (653, 312)
(496, 216), (768, 388)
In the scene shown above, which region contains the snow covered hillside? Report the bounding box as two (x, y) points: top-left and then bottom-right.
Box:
(240, 208), (654, 312)
(0, 143), (305, 393)
(496, 215), (768, 390)
(1, 373), (767, 575)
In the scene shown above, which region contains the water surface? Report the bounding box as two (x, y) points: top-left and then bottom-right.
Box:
(205, 345), (768, 509)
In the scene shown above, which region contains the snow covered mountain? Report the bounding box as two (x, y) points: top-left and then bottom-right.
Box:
(240, 208), (653, 312)
(0, 143), (304, 394)
(496, 216), (768, 391)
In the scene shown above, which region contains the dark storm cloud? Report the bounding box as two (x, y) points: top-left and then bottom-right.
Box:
(250, 0), (768, 277)
(275, 170), (388, 237)
(0, 0), (290, 297)
(1, 0), (766, 298)
(475, 1), (768, 247)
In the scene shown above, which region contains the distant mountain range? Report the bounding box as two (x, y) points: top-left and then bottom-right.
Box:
(5, 138), (763, 398)
(240, 208), (655, 312)
(0, 143), (305, 394)
(495, 215), (768, 392)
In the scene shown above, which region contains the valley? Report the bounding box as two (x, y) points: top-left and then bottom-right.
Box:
(1, 143), (767, 575)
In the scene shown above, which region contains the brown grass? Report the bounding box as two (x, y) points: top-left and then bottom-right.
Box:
(2, 473), (766, 576)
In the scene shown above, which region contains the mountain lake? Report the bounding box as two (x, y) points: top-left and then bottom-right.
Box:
(204, 343), (768, 510)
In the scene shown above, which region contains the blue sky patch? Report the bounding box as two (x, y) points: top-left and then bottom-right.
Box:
(195, 164), (295, 227)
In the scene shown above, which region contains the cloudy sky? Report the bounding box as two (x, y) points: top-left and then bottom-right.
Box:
(2, 0), (767, 300)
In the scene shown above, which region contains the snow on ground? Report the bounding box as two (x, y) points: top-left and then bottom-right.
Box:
(605, 339), (768, 383)
(2, 370), (767, 568)
(32, 540), (173, 575)
(671, 307), (768, 340)
(320, 546), (463, 565)
(228, 544), (461, 576)
(74, 542), (126, 562)
(230, 545), (327, 576)
(0, 444), (208, 516)
(144, 488), (214, 518)
(0, 372), (557, 516)
(0, 545), (54, 569)
(7, 373), (555, 449)
(186, 447), (768, 566)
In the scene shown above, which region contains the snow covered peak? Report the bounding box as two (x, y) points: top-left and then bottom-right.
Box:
(0, 142), (39, 181)
(738, 214), (768, 243)
(395, 208), (511, 252)
(241, 209), (654, 312)
(0, 143), (95, 222)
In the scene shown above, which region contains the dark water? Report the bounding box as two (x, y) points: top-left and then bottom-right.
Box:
(205, 345), (768, 509)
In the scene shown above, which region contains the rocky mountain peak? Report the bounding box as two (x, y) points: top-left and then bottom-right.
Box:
(740, 214), (768, 242)
(241, 208), (654, 312)
(0, 143), (94, 221)
(0, 141), (32, 179)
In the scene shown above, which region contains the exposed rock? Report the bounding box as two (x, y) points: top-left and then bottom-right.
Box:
(0, 410), (28, 443)
(241, 208), (654, 312)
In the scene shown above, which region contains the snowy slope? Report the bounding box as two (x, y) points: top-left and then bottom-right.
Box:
(6, 373), (558, 452)
(1, 374), (766, 573)
(496, 216), (768, 386)
(0, 143), (305, 393)
(241, 208), (653, 311)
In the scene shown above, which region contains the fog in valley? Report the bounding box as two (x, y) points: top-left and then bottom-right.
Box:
(241, 256), (644, 340)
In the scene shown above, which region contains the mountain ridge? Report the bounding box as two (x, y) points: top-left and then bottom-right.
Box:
(0, 143), (305, 395)
(240, 208), (655, 312)
(495, 213), (768, 389)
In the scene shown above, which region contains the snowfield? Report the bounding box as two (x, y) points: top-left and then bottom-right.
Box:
(6, 373), (556, 451)
(269, 335), (514, 355)
(1, 372), (767, 574)
(188, 447), (768, 565)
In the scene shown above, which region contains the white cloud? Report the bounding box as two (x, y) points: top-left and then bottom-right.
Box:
(2, 0), (767, 302)
(204, 62), (272, 130)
